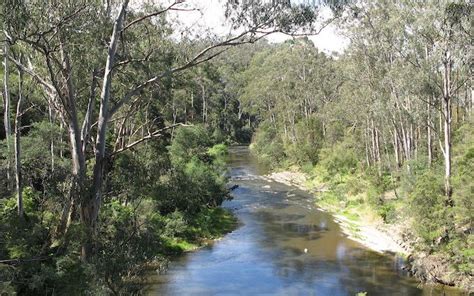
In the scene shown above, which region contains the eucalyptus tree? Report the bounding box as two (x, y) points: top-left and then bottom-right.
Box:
(2, 0), (341, 261)
(13, 56), (24, 217)
(428, 2), (471, 198)
(2, 28), (12, 186)
(239, 39), (342, 164)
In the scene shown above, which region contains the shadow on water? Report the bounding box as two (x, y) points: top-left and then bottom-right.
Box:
(146, 146), (466, 296)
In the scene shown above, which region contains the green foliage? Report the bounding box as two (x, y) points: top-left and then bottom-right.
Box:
(318, 139), (358, 179)
(1, 0), (472, 292)
(93, 199), (164, 294)
(161, 207), (237, 254)
(0, 123), (232, 294)
(408, 172), (447, 247)
(208, 143), (229, 167)
(451, 120), (474, 230)
(168, 126), (212, 165)
(234, 126), (253, 144)
(185, 207), (238, 241)
(285, 118), (324, 165)
(207, 143), (228, 159)
(378, 202), (397, 223)
(155, 127), (229, 215)
(447, 120), (474, 275)
(0, 186), (96, 295)
(251, 123), (286, 167)
(155, 157), (227, 215)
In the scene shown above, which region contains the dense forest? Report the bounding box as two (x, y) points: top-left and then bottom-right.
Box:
(1, 0), (472, 294)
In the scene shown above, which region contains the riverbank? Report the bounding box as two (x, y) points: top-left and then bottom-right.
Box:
(264, 170), (473, 293)
(162, 207), (239, 254)
(142, 207), (238, 287)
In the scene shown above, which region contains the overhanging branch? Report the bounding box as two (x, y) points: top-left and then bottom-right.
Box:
(110, 122), (192, 156)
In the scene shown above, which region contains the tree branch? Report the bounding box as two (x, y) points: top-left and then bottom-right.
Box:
(122, 1), (195, 32)
(110, 123), (191, 156)
(109, 29), (275, 117)
(81, 69), (98, 153)
(8, 56), (55, 93)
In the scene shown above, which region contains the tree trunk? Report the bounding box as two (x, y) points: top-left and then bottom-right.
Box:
(55, 36), (87, 241)
(365, 118), (371, 166)
(238, 100), (243, 120)
(370, 119), (377, 164)
(393, 129), (401, 169)
(83, 0), (128, 261)
(190, 92), (194, 120)
(14, 62), (23, 218)
(442, 51), (452, 198)
(365, 128), (370, 167)
(3, 38), (11, 186)
(427, 96), (433, 166)
(201, 83), (206, 124)
(48, 104), (55, 171)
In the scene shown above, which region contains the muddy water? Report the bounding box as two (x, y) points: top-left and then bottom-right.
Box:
(147, 146), (463, 295)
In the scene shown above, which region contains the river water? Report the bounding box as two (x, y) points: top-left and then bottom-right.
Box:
(147, 146), (464, 295)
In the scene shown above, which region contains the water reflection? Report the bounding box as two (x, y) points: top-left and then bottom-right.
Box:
(147, 146), (465, 296)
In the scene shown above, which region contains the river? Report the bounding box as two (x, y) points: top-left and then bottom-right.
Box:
(147, 146), (464, 295)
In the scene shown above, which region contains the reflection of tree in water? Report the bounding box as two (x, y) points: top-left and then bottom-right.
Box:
(250, 206), (426, 295)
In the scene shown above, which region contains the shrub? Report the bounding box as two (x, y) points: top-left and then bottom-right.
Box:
(318, 140), (358, 177)
(378, 202), (397, 223)
(168, 126), (212, 165)
(251, 123), (286, 166)
(408, 172), (447, 248)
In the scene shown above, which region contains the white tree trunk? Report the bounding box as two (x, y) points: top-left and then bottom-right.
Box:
(3, 39), (11, 184)
(427, 96), (432, 166)
(15, 64), (23, 217)
(442, 51), (452, 197)
(84, 0), (128, 261)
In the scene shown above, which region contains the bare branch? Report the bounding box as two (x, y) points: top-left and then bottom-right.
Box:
(8, 56), (55, 93)
(110, 7), (332, 118)
(122, 1), (196, 32)
(111, 123), (191, 156)
(109, 29), (274, 116)
(81, 69), (98, 153)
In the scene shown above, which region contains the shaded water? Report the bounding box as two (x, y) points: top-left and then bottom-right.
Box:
(147, 146), (464, 295)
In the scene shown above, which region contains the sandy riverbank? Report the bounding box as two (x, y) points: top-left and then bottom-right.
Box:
(264, 171), (410, 256)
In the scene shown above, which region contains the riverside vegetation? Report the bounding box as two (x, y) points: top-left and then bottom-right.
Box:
(1, 0), (472, 294)
(246, 2), (473, 292)
(0, 0), (326, 294)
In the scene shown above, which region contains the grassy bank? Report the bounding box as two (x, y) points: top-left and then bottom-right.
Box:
(162, 207), (238, 254)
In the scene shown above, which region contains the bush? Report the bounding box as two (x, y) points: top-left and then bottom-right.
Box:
(234, 126), (252, 144)
(251, 123), (286, 166)
(318, 140), (358, 177)
(155, 127), (229, 215)
(408, 172), (448, 248)
(168, 125), (212, 165)
(378, 202), (397, 223)
(208, 143), (227, 156)
(0, 188), (97, 295)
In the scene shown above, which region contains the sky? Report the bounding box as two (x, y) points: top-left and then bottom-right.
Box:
(161, 0), (350, 55)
